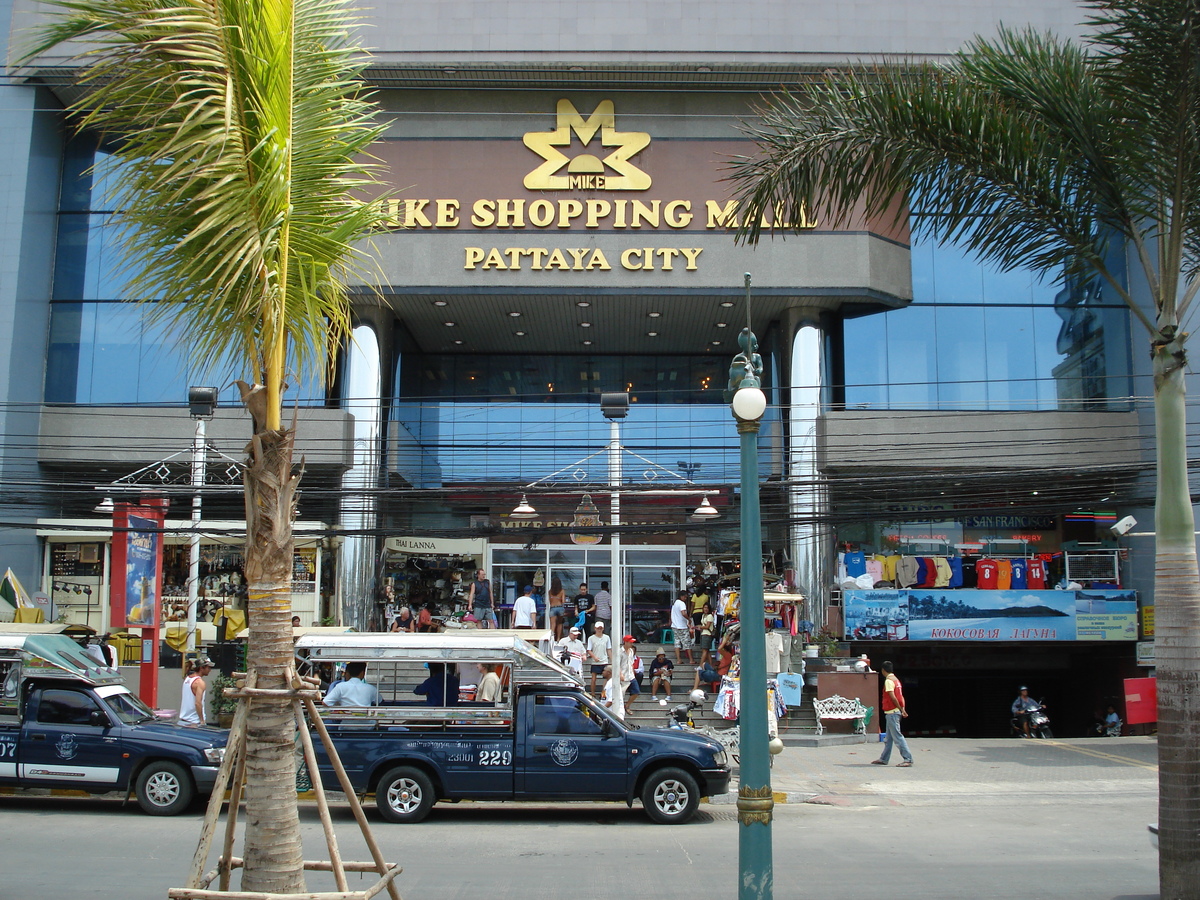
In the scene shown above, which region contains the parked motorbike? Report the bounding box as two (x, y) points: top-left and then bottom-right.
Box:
(664, 690), (741, 764)
(1013, 702), (1053, 739)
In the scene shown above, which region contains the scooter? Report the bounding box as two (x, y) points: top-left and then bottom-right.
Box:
(664, 690), (741, 763)
(1013, 702), (1053, 739)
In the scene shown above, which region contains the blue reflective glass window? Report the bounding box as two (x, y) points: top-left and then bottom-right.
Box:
(884, 306), (938, 408)
(981, 305), (1040, 408)
(842, 314), (889, 409)
(932, 306), (987, 407)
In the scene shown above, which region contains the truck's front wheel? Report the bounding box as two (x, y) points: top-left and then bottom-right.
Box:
(376, 766), (435, 823)
(135, 761), (194, 816)
(641, 767), (699, 824)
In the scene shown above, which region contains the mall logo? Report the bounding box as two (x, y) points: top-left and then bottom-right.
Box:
(523, 99), (652, 191)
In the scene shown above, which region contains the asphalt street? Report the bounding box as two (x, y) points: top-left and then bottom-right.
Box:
(0, 736), (1159, 900)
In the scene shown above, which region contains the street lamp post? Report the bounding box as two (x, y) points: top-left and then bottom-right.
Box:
(728, 274), (773, 899)
(600, 392), (628, 719)
(185, 387), (218, 652)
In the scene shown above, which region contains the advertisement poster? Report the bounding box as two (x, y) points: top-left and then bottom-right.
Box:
(844, 588), (1137, 642)
(123, 514), (161, 627)
(109, 503), (166, 630)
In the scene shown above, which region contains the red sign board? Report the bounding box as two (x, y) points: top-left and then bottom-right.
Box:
(1123, 677), (1157, 725)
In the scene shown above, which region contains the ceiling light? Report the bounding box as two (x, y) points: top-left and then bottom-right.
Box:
(691, 496), (719, 519)
(443, 321), (455, 326)
(510, 495), (538, 519)
(582, 340), (593, 346)
(577, 301), (591, 308)
(515, 331), (526, 336)
(93, 497), (115, 514)
(647, 332), (658, 337)
(648, 312), (661, 318)
(434, 300), (448, 307)
(720, 301), (735, 308)
(454, 340), (463, 345)
(580, 322), (592, 328)
(711, 340), (722, 346)
(509, 311), (521, 317)
(716, 322), (728, 328)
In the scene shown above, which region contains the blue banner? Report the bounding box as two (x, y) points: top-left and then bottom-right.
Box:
(844, 588), (1137, 642)
(124, 514), (160, 627)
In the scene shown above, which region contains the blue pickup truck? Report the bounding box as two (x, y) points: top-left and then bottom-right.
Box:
(0, 628), (227, 815)
(297, 632), (731, 824)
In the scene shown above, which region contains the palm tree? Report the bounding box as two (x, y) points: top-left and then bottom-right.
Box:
(20, 0), (387, 892)
(730, 2), (1200, 896)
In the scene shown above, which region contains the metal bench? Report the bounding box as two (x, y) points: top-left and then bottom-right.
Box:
(812, 694), (871, 736)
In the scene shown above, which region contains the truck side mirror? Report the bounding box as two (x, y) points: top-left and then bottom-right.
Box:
(88, 710), (108, 728)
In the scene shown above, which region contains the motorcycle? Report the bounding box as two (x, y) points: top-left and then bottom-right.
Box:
(664, 690), (741, 763)
(1013, 702), (1053, 739)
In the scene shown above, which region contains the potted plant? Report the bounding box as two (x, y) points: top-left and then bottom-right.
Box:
(210, 674), (238, 728)
(814, 628), (841, 658)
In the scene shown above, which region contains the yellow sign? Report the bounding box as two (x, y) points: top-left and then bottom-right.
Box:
(1141, 605), (1154, 637)
(523, 100), (652, 191)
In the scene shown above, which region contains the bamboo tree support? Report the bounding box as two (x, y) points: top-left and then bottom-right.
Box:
(170, 669), (402, 900)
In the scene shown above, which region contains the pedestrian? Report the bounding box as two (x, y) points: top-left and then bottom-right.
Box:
(649, 647), (674, 701)
(574, 582), (596, 633)
(179, 656), (214, 726)
(467, 569), (494, 629)
(601, 665), (616, 708)
(690, 582), (709, 627)
(670, 590), (695, 664)
(291, 615), (301, 628)
(586, 621), (611, 694)
(697, 601), (715, 666)
(547, 576), (567, 639)
(557, 626), (587, 678)
(619, 635), (640, 713)
(872, 660), (913, 767)
(513, 584), (538, 629)
(593, 581), (612, 630)
(390, 606), (416, 632)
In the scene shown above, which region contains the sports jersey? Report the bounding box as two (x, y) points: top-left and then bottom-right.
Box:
(1009, 558), (1028, 590)
(976, 558), (999, 589)
(1027, 558), (1046, 589)
(997, 559), (1013, 590)
(948, 557), (964, 588)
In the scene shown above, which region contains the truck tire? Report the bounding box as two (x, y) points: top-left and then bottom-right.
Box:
(375, 766), (435, 823)
(135, 760), (195, 816)
(641, 767), (699, 824)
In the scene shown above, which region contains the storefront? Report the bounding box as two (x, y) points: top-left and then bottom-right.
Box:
(36, 519), (334, 639)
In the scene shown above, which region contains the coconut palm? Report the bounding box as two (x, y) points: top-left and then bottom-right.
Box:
(20, 0), (387, 892)
(730, 1), (1200, 895)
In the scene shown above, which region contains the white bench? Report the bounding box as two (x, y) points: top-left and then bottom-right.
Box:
(812, 694), (871, 736)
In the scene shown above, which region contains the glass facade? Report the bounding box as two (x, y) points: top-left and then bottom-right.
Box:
(45, 136), (323, 407)
(839, 236), (1133, 410)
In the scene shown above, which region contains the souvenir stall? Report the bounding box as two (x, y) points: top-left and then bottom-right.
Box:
(379, 537), (483, 631)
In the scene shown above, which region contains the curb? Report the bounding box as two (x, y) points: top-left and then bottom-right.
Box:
(706, 789), (795, 805)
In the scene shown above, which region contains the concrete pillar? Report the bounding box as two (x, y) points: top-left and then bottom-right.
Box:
(779, 306), (833, 628)
(337, 321), (384, 630)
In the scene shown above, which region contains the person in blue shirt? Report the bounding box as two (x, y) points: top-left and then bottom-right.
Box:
(415, 662), (460, 706)
(323, 662), (381, 708)
(1011, 686), (1042, 737)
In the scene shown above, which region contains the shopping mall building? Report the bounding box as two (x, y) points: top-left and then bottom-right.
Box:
(0, 0), (1171, 734)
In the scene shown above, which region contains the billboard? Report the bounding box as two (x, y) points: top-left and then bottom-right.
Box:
(844, 588), (1137, 642)
(109, 503), (166, 629)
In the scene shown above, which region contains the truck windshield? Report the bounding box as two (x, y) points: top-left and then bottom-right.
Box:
(97, 686), (156, 724)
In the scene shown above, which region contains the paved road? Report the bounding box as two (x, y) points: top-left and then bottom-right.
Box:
(0, 737), (1159, 900)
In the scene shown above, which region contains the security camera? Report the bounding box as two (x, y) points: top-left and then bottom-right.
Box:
(1110, 515), (1137, 536)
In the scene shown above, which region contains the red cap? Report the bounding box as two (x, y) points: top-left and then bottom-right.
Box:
(622, 634), (637, 643)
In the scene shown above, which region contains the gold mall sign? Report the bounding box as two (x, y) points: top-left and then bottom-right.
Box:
(377, 98), (821, 274)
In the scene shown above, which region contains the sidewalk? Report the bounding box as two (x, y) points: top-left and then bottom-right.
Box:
(711, 735), (1159, 806)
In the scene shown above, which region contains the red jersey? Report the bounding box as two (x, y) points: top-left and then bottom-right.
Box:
(976, 558), (999, 589)
(1027, 559), (1046, 589)
(883, 673), (905, 713)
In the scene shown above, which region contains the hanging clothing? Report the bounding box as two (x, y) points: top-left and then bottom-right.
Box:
(976, 558), (999, 589)
(896, 557), (919, 588)
(1009, 558), (1029, 590)
(844, 551), (866, 578)
(933, 557), (952, 588)
(765, 632), (786, 676)
(996, 559), (1013, 590)
(1027, 558), (1047, 589)
(947, 557), (964, 588)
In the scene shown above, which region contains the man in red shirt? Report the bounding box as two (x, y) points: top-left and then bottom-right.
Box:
(871, 660), (913, 767)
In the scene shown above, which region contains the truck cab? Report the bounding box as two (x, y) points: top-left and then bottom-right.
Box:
(0, 627), (227, 815)
(295, 632), (731, 823)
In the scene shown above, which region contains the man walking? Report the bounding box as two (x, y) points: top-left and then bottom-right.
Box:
(872, 660), (913, 767)
(586, 621), (611, 695)
(593, 581), (612, 630)
(468, 568), (494, 629)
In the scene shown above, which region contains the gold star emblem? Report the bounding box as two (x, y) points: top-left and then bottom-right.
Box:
(523, 100), (651, 191)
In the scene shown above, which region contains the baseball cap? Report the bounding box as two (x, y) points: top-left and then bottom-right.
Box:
(523, 584), (532, 592)
(569, 627), (581, 634)
(622, 635), (636, 643)
(196, 656), (214, 668)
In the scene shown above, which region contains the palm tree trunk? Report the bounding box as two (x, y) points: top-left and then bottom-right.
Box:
(240, 427), (305, 894)
(1151, 335), (1200, 900)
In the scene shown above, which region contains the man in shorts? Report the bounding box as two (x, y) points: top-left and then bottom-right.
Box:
(670, 590), (695, 664)
(586, 621), (611, 695)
